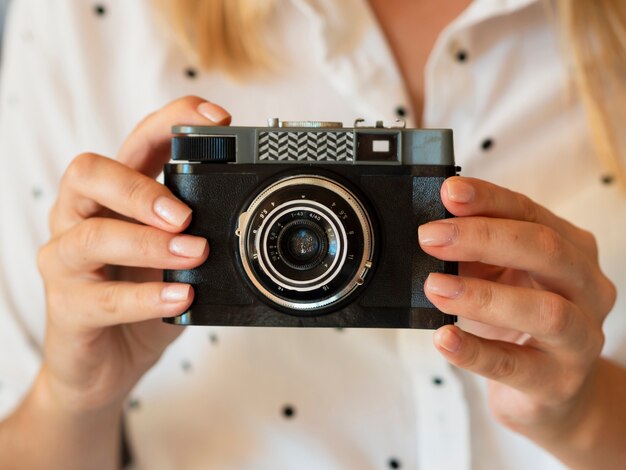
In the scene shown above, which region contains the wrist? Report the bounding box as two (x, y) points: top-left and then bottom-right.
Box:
(3, 368), (124, 470)
(37, 364), (125, 417)
(526, 358), (626, 469)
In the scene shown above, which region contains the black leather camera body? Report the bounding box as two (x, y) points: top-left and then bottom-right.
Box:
(163, 119), (458, 329)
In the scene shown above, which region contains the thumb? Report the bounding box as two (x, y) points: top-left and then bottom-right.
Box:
(116, 95), (231, 177)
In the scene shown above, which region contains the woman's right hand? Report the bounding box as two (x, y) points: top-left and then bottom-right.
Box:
(36, 96), (231, 415)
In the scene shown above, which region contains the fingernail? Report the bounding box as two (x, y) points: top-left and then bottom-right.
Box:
(161, 284), (191, 303)
(154, 197), (192, 227)
(446, 179), (475, 203)
(169, 235), (208, 258)
(197, 102), (231, 124)
(418, 222), (458, 247)
(426, 273), (464, 298)
(435, 328), (462, 353)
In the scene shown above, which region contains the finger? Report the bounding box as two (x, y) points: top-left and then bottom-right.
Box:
(419, 217), (601, 307)
(433, 325), (556, 399)
(46, 218), (208, 274)
(60, 281), (194, 329)
(116, 96), (231, 177)
(424, 273), (595, 350)
(441, 177), (597, 256)
(52, 153), (193, 235)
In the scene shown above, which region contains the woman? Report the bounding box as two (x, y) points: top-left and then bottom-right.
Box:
(0, 0), (624, 468)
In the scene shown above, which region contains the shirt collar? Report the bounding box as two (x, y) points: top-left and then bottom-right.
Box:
(286, 0), (542, 124)
(288, 0), (411, 123)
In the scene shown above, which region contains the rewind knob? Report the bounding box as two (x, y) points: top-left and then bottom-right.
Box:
(171, 135), (236, 162)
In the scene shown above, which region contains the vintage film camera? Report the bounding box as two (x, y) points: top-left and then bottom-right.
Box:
(163, 118), (458, 329)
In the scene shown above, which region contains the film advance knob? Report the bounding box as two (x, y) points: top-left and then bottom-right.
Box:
(171, 135), (236, 162)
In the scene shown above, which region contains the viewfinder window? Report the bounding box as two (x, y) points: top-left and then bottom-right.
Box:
(356, 133), (398, 162)
(372, 140), (390, 153)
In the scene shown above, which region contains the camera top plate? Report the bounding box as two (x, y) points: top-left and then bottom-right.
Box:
(171, 120), (454, 166)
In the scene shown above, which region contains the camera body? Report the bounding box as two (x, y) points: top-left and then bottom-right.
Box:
(163, 119), (458, 329)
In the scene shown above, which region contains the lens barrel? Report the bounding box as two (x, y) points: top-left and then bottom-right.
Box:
(237, 175), (374, 313)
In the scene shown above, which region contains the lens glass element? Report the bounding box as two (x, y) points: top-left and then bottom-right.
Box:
(278, 219), (327, 270)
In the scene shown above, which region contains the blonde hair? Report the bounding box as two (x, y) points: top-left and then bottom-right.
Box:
(155, 0), (626, 184)
(556, 0), (626, 185)
(154, 0), (277, 76)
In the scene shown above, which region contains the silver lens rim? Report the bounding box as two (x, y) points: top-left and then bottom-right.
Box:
(238, 175), (374, 311)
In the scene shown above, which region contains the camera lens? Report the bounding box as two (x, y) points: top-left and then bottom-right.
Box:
(262, 207), (340, 286)
(237, 174), (375, 313)
(278, 219), (327, 270)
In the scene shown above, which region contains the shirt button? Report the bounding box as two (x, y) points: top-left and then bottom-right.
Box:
(601, 174), (615, 185)
(449, 40), (469, 63)
(455, 50), (469, 62)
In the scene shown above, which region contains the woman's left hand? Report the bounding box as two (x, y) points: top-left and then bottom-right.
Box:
(418, 176), (617, 442)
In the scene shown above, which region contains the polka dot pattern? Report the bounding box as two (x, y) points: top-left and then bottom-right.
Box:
(481, 138), (494, 151)
(181, 359), (192, 372)
(282, 405), (296, 419)
(31, 187), (43, 199)
(129, 398), (141, 411)
(93, 4), (106, 16)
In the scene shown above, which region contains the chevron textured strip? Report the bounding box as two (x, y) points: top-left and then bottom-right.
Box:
(258, 131), (354, 161)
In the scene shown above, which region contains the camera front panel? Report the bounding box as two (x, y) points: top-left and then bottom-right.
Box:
(163, 163), (456, 328)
